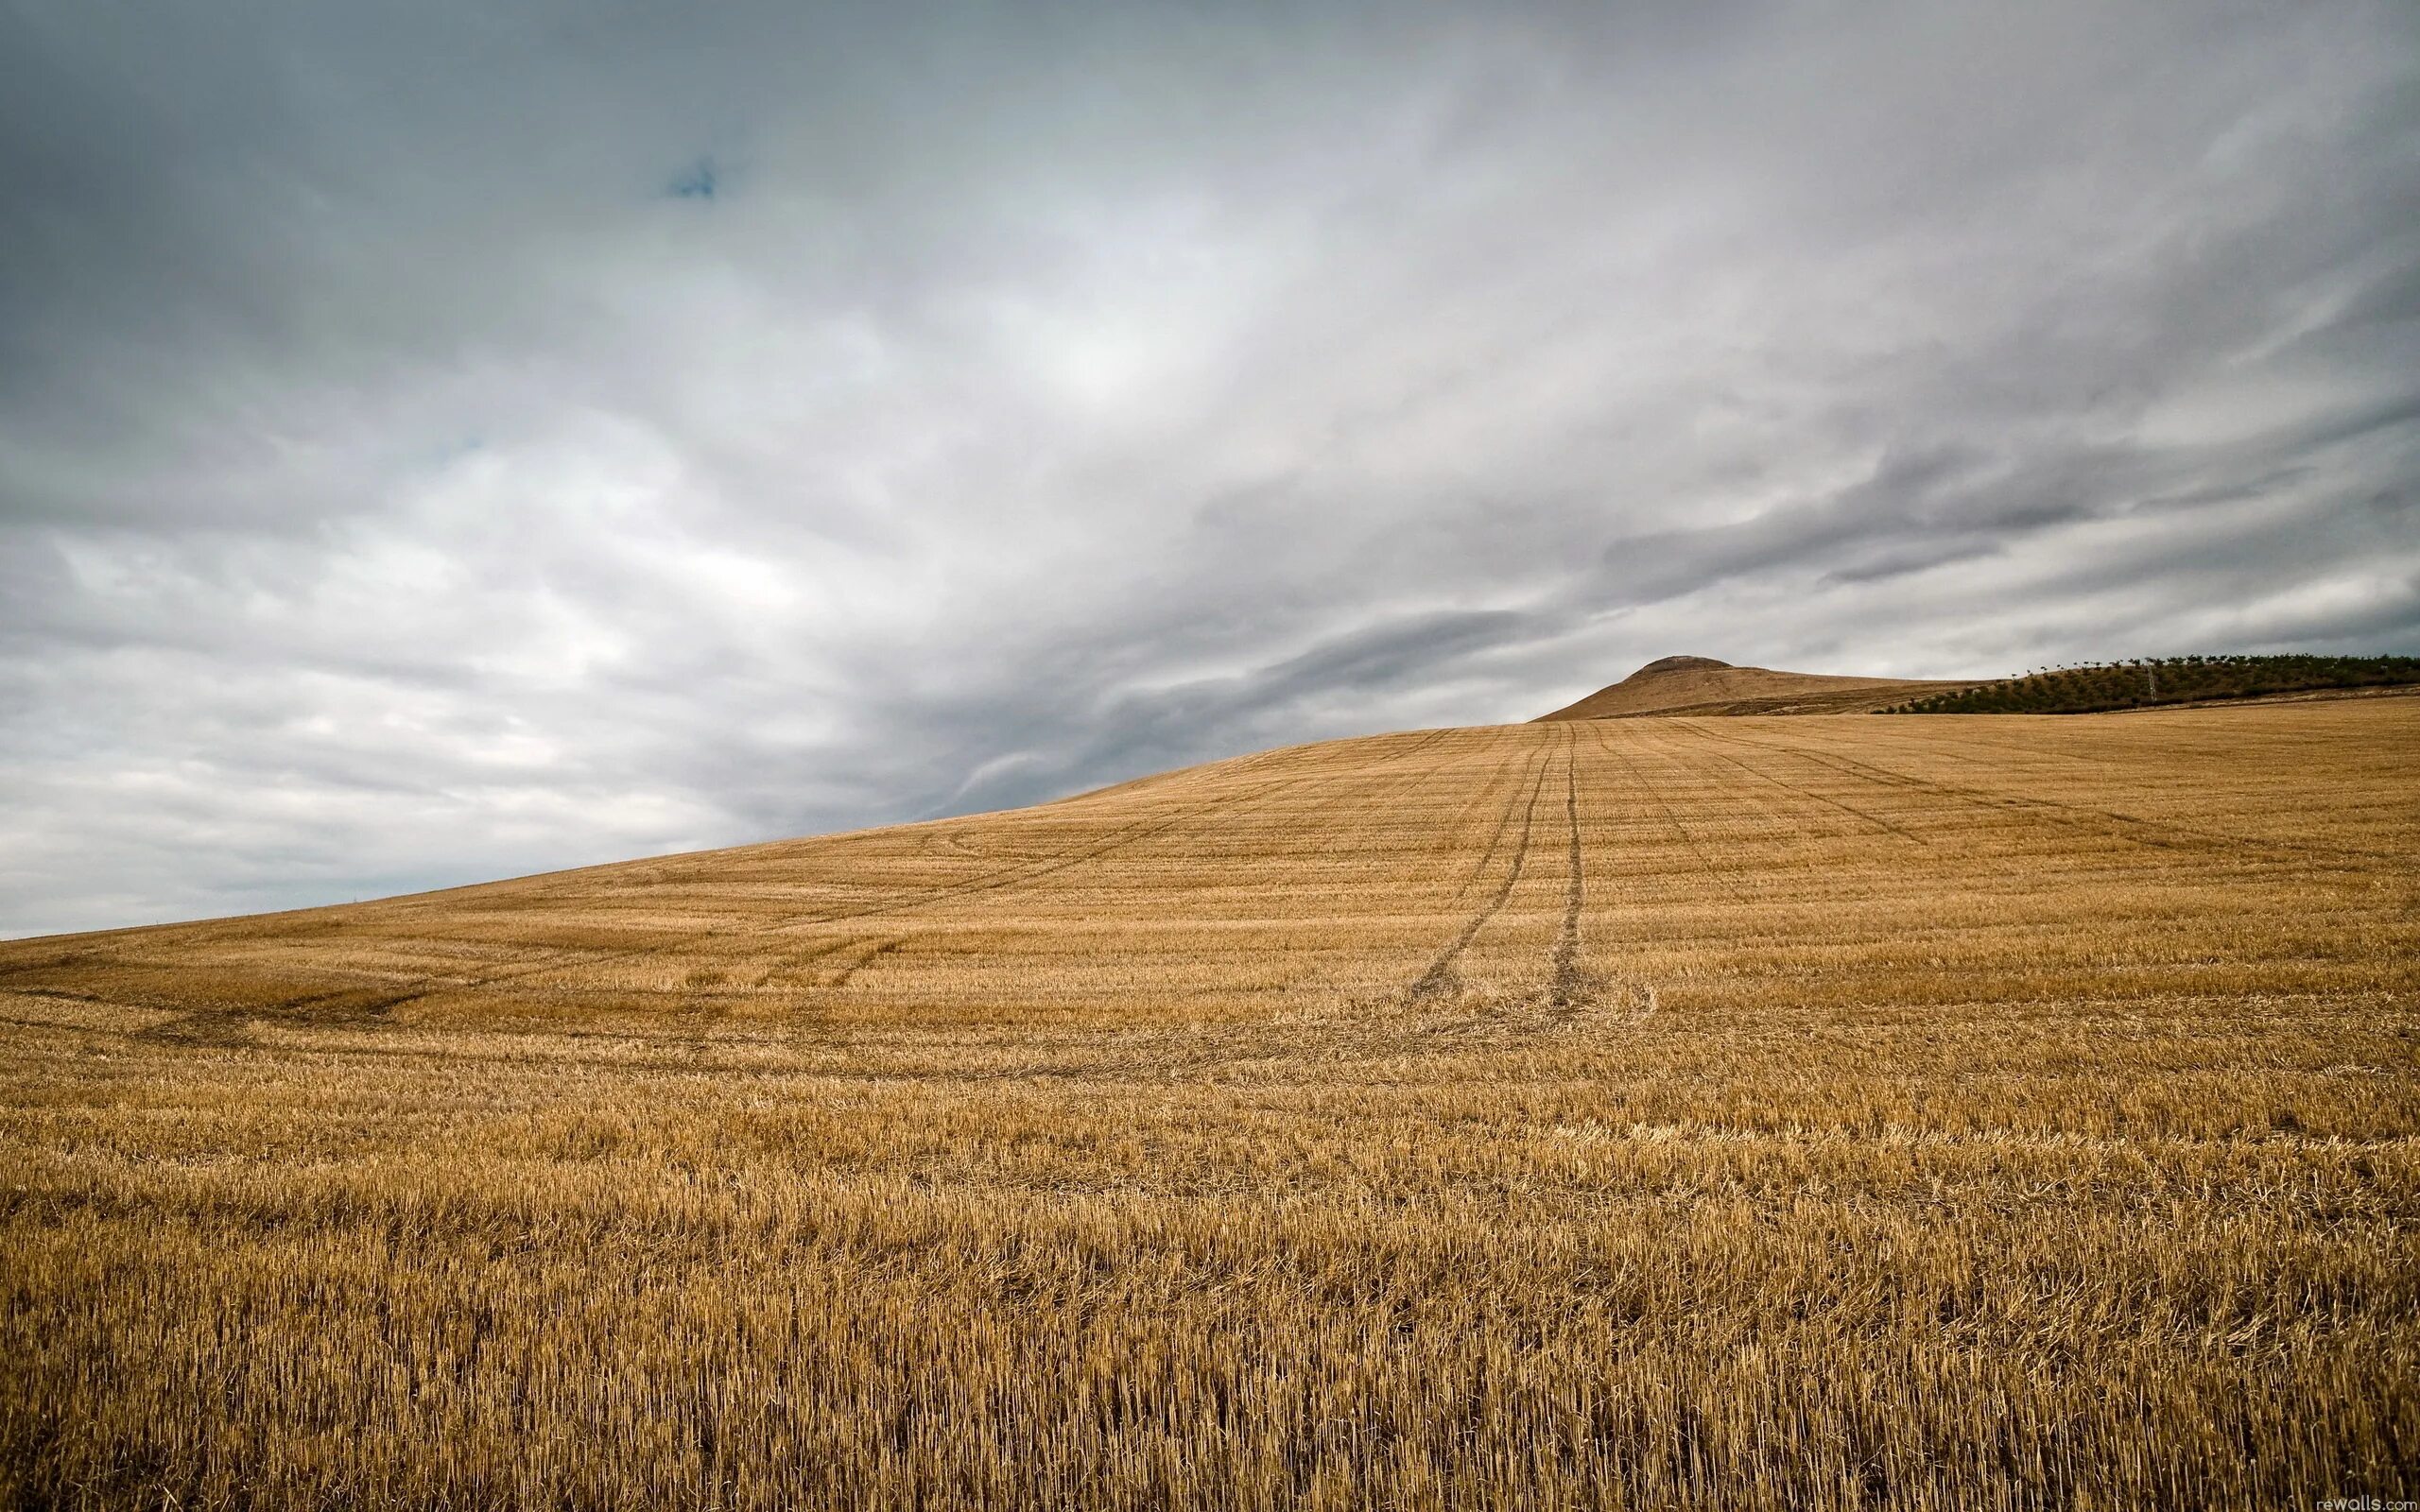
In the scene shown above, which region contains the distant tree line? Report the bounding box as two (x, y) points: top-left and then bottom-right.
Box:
(1882, 654), (2420, 714)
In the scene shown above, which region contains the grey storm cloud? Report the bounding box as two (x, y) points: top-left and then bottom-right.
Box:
(2, 0), (2416, 936)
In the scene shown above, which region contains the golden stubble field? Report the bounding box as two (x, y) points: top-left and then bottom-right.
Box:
(2, 699), (2415, 1510)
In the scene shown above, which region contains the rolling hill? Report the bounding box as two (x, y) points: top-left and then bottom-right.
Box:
(1533, 654), (1981, 719)
(2, 699), (2415, 1508)
(17, 697), (2404, 1033)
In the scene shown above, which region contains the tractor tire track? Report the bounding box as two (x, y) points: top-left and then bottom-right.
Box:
(1459, 744), (1553, 901)
(1852, 723), (2407, 866)
(250, 774), (1327, 1026)
(1417, 737), (1512, 868)
(101, 721), (1456, 1035)
(53, 727), (1512, 1035)
(1594, 725), (1756, 902)
(777, 807), (1205, 930)
(827, 937), (906, 988)
(1409, 739), (1553, 1001)
(764, 934), (872, 987)
(775, 758), (1340, 935)
(1668, 722), (1932, 845)
(1686, 720), (2340, 865)
(1548, 730), (1592, 1012)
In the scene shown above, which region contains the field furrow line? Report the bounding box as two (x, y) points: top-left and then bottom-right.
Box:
(1458, 743), (1551, 901)
(776, 768), (1332, 933)
(1695, 721), (2348, 865)
(826, 937), (906, 988)
(1668, 722), (1931, 845)
(1594, 725), (1756, 902)
(1548, 730), (1591, 1012)
(1409, 741), (1552, 1000)
(1852, 722), (2410, 865)
(239, 778), (1322, 1022)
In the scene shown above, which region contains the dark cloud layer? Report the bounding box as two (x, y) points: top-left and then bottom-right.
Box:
(4, 0), (2416, 936)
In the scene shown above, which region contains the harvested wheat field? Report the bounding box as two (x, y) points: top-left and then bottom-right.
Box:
(2, 696), (2416, 1510)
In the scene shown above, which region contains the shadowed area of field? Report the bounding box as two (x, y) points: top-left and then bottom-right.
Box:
(2, 699), (2415, 1508)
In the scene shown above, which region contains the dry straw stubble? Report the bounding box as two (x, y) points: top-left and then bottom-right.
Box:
(2, 698), (2416, 1508)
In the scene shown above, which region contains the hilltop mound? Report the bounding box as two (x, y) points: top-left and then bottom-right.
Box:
(1535, 656), (1978, 720)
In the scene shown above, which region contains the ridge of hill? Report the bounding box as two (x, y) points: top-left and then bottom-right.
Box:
(1885, 653), (2420, 714)
(1534, 655), (1979, 720)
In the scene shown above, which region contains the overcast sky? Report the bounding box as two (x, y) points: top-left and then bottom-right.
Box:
(4, 0), (2415, 936)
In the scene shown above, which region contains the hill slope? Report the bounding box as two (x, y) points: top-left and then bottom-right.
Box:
(3, 700), (2415, 1507)
(1535, 655), (1979, 719)
(13, 699), (2404, 1031)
